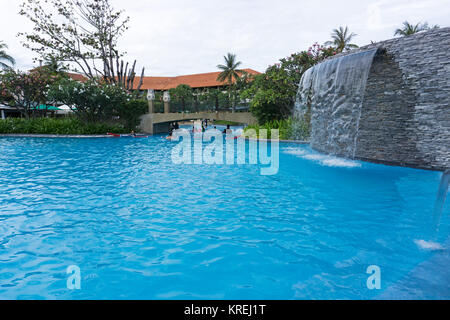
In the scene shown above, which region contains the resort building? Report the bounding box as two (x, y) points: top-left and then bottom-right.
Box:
(1, 68), (261, 117)
(68, 68), (261, 113)
(65, 68), (260, 92)
(132, 68), (260, 92)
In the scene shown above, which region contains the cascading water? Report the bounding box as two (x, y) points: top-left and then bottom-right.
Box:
(414, 170), (449, 250)
(434, 170), (450, 233)
(294, 48), (379, 158)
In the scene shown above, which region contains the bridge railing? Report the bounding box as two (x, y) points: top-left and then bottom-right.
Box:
(151, 99), (250, 114)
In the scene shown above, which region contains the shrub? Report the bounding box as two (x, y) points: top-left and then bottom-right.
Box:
(116, 99), (148, 130)
(0, 118), (128, 135)
(242, 43), (336, 124)
(47, 78), (131, 123)
(243, 117), (310, 140)
(0, 68), (62, 118)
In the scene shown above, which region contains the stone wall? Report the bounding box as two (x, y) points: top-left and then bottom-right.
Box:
(318, 27), (450, 170)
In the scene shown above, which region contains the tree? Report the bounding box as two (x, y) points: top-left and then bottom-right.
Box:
(199, 88), (229, 111)
(116, 99), (147, 130)
(0, 41), (15, 69)
(394, 21), (438, 36)
(48, 78), (130, 123)
(0, 68), (59, 118)
(19, 0), (144, 91)
(217, 53), (245, 112)
(169, 84), (193, 112)
(42, 55), (68, 74)
(325, 26), (358, 53)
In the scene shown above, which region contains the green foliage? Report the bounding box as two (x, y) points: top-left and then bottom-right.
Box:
(117, 99), (148, 130)
(244, 117), (310, 140)
(0, 41), (15, 69)
(325, 26), (358, 52)
(0, 118), (127, 135)
(48, 78), (131, 123)
(217, 53), (243, 84)
(243, 67), (295, 124)
(169, 84), (193, 111)
(0, 67), (61, 118)
(217, 53), (245, 112)
(48, 78), (146, 129)
(394, 21), (438, 36)
(213, 120), (241, 126)
(242, 43), (335, 124)
(19, 0), (128, 81)
(42, 54), (68, 74)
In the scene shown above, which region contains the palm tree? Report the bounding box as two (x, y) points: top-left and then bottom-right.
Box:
(0, 41), (15, 69)
(394, 21), (437, 36)
(43, 55), (67, 74)
(217, 53), (244, 112)
(325, 26), (359, 53)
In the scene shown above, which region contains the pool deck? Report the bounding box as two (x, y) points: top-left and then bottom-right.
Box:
(245, 137), (309, 144)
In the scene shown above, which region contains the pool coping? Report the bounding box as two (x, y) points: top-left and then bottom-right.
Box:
(0, 133), (311, 143)
(0, 133), (115, 138)
(244, 137), (310, 144)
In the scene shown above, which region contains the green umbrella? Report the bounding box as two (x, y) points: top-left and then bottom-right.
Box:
(33, 104), (61, 111)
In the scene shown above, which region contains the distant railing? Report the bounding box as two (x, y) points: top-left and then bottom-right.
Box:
(152, 100), (250, 114)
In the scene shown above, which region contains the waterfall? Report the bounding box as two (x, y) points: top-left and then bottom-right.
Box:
(295, 48), (379, 158)
(433, 170), (450, 233)
(415, 170), (449, 250)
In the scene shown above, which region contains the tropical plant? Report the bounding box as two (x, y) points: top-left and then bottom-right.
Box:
(394, 21), (438, 36)
(0, 68), (59, 118)
(0, 118), (127, 135)
(243, 118), (310, 140)
(242, 67), (295, 124)
(48, 78), (131, 123)
(0, 41), (15, 69)
(169, 84), (193, 112)
(325, 26), (358, 52)
(242, 43), (336, 124)
(42, 55), (68, 74)
(217, 53), (245, 112)
(116, 99), (147, 130)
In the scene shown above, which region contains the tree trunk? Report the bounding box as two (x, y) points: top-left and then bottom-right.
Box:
(232, 87), (237, 113)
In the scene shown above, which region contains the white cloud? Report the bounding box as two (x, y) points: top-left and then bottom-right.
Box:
(1, 0), (449, 75)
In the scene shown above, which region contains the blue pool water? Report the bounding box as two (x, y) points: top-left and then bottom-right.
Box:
(0, 136), (448, 299)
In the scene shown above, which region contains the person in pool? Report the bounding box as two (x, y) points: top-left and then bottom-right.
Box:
(131, 130), (137, 137)
(222, 125), (232, 135)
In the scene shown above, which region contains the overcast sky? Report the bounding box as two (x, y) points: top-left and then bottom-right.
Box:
(1, 0), (449, 76)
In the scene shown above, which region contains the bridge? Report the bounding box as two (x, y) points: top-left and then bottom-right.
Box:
(140, 111), (258, 134)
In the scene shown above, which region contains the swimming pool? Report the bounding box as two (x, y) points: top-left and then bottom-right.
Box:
(0, 136), (448, 299)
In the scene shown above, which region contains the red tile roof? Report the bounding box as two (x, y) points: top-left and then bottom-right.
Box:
(29, 67), (89, 82)
(32, 68), (260, 90)
(134, 68), (260, 90)
(67, 73), (88, 82)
